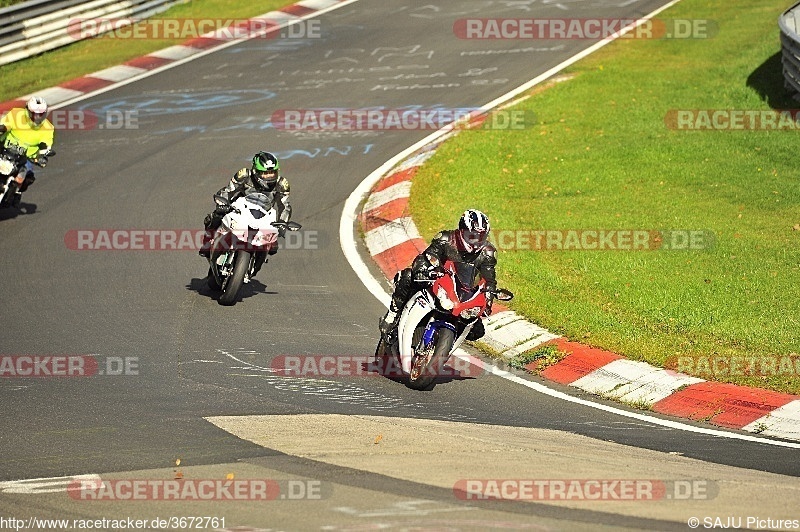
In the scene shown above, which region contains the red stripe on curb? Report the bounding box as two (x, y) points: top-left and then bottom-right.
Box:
(372, 239), (427, 279)
(374, 168), (417, 193)
(59, 77), (115, 94)
(539, 338), (623, 384)
(361, 197), (410, 233)
(125, 55), (174, 70)
(492, 303), (509, 314)
(466, 112), (489, 128)
(0, 99), (27, 113)
(183, 36), (226, 50)
(280, 4), (316, 16)
(651, 382), (797, 429)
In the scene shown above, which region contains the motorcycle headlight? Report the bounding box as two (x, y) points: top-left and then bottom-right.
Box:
(436, 286), (454, 310)
(460, 307), (482, 320)
(0, 159), (14, 175)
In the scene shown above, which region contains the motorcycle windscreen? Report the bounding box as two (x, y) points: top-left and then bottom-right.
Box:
(453, 262), (482, 295)
(244, 192), (274, 210)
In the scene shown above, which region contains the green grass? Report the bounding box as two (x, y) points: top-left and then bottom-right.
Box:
(0, 0), (297, 102)
(409, 0), (800, 394)
(508, 344), (566, 372)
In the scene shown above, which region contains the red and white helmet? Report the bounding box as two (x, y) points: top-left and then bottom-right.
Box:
(26, 96), (48, 126)
(457, 209), (490, 253)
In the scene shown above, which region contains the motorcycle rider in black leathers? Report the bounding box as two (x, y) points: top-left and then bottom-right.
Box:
(379, 209), (497, 341)
(199, 151), (292, 278)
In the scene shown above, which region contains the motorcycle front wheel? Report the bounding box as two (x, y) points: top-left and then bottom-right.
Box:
(219, 250), (251, 306)
(207, 267), (222, 291)
(407, 326), (454, 391)
(0, 180), (18, 207)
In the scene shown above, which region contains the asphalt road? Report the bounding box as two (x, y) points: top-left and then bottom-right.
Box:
(1, 0), (798, 529)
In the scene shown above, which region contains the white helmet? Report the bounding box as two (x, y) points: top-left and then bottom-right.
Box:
(26, 96), (48, 126)
(457, 209), (490, 253)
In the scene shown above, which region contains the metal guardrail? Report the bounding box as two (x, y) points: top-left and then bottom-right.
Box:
(0, 0), (184, 67)
(780, 0), (800, 95)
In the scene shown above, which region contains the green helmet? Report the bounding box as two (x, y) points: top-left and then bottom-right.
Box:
(252, 151), (280, 189)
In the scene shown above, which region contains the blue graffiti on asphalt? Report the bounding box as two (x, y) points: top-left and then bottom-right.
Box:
(224, 39), (316, 54)
(149, 104), (474, 136)
(78, 90), (277, 116)
(150, 119), (278, 135)
(273, 144), (375, 160)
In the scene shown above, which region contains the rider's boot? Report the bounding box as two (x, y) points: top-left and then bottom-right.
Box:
(379, 307), (399, 341)
(10, 192), (22, 208)
(199, 216), (217, 258)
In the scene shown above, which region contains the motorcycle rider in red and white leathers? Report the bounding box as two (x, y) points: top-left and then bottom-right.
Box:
(0, 96), (54, 207)
(199, 151), (292, 278)
(379, 209), (497, 341)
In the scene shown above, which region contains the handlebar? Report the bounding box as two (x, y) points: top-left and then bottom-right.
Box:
(271, 221), (302, 232)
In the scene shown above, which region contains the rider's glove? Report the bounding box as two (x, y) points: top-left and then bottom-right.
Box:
(413, 268), (430, 281)
(414, 266), (443, 281)
(0, 125), (7, 135)
(278, 226), (286, 238)
(213, 205), (231, 217)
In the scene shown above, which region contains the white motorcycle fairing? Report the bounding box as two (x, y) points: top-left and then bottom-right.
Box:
(397, 290), (436, 375)
(216, 194), (279, 251)
(396, 289), (479, 375)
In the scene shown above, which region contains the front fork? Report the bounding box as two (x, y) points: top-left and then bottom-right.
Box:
(422, 320), (457, 349)
(413, 319), (457, 367)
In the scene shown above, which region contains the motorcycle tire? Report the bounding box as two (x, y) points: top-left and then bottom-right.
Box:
(207, 267), (221, 291)
(0, 181), (17, 207)
(219, 250), (251, 306)
(408, 326), (454, 391)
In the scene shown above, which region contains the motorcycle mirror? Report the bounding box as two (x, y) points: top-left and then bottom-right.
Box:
(494, 288), (514, 301)
(213, 194), (230, 206)
(287, 221), (302, 231)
